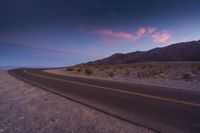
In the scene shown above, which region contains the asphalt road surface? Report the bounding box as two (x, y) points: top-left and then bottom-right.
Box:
(8, 68), (200, 133)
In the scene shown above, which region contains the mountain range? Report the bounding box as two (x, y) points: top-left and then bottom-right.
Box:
(84, 40), (200, 65)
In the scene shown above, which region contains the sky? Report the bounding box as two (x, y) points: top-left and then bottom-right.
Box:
(0, 0), (200, 67)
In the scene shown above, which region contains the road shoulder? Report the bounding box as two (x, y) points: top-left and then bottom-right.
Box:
(0, 70), (154, 133)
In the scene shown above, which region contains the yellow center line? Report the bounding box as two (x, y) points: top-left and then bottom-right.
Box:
(24, 70), (200, 108)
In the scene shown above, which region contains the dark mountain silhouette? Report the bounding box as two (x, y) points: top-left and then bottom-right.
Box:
(84, 40), (200, 65)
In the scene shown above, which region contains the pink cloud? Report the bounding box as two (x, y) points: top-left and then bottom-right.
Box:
(94, 27), (171, 43)
(147, 27), (156, 34)
(136, 27), (146, 37)
(94, 29), (138, 40)
(151, 31), (171, 43)
(94, 27), (149, 41)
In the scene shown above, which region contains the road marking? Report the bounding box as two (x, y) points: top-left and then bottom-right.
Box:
(24, 70), (200, 108)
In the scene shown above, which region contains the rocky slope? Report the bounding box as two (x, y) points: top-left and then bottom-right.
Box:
(83, 40), (200, 66)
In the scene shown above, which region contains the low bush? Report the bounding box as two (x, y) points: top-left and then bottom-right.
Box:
(197, 65), (200, 71)
(107, 71), (114, 77)
(164, 65), (170, 70)
(148, 65), (153, 69)
(182, 73), (191, 81)
(137, 71), (147, 78)
(104, 66), (110, 69)
(191, 64), (200, 74)
(76, 68), (82, 72)
(175, 65), (178, 69)
(100, 68), (104, 71)
(141, 65), (146, 69)
(84, 68), (93, 75)
(67, 68), (74, 71)
(119, 66), (124, 69)
(124, 69), (130, 77)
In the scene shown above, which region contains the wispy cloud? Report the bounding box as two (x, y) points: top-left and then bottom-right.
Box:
(2, 40), (103, 58)
(151, 31), (171, 43)
(94, 29), (136, 40)
(94, 27), (148, 41)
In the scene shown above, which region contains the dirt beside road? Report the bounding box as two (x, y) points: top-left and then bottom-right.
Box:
(46, 62), (200, 92)
(0, 70), (153, 133)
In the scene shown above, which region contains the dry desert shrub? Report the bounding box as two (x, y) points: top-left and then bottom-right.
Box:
(76, 68), (82, 72)
(148, 65), (153, 69)
(67, 67), (74, 71)
(191, 64), (200, 75)
(164, 65), (170, 70)
(137, 68), (163, 78)
(94, 66), (99, 69)
(118, 66), (124, 69)
(99, 68), (104, 71)
(104, 66), (110, 69)
(175, 65), (179, 70)
(124, 69), (130, 77)
(107, 71), (114, 77)
(182, 73), (192, 81)
(113, 68), (117, 72)
(84, 68), (93, 75)
(141, 65), (146, 69)
(137, 71), (147, 78)
(197, 65), (200, 71)
(149, 69), (159, 77)
(132, 65), (136, 68)
(191, 64), (195, 69)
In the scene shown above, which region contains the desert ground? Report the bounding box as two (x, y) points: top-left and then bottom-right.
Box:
(1, 62), (200, 132)
(0, 70), (153, 133)
(46, 62), (200, 92)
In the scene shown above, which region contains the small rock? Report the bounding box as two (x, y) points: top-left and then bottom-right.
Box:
(19, 116), (25, 120)
(0, 129), (4, 133)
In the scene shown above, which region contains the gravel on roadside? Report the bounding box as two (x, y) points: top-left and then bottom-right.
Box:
(0, 70), (154, 133)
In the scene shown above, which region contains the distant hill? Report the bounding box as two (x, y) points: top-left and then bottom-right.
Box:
(0, 66), (18, 70)
(84, 40), (200, 65)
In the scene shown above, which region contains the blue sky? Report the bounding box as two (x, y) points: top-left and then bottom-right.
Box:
(0, 0), (200, 67)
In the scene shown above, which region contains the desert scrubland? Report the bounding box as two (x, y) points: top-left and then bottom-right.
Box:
(47, 62), (200, 91)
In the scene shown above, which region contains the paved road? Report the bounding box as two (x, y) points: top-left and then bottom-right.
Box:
(9, 68), (200, 133)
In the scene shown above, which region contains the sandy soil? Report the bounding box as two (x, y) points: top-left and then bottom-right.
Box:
(0, 70), (153, 133)
(46, 62), (200, 92)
